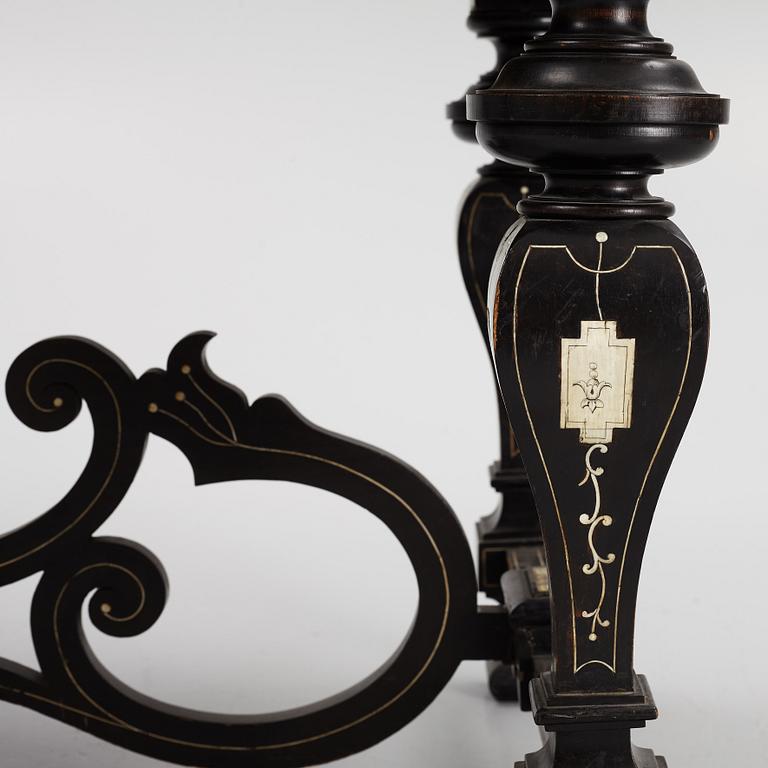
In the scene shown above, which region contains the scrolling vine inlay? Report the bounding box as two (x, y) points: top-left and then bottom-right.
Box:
(500, 235), (691, 673)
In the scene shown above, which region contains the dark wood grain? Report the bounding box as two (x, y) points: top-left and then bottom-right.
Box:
(449, 0), (554, 710)
(0, 2), (731, 766)
(0, 332), (503, 767)
(471, 1), (728, 765)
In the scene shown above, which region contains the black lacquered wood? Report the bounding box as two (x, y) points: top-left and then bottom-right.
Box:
(468, 0), (729, 220)
(489, 219), (708, 692)
(0, 2), (732, 766)
(449, 1), (550, 604)
(449, 1), (554, 705)
(0, 332), (501, 768)
(447, 0), (550, 142)
(471, 1), (728, 765)
(458, 164), (545, 592)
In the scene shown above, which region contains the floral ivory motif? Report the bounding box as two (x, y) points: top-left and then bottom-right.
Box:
(561, 321), (635, 445)
(578, 444), (614, 643)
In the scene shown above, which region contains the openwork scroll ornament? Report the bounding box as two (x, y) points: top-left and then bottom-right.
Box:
(0, 332), (481, 768)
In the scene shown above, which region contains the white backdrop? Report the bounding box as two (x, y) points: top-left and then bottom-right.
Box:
(0, 1), (764, 766)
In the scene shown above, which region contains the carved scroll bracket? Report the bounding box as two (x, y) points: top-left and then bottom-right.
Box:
(0, 332), (501, 768)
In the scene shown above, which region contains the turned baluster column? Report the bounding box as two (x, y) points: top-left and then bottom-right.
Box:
(468, 1), (728, 766)
(448, 0), (551, 602)
(448, 0), (552, 707)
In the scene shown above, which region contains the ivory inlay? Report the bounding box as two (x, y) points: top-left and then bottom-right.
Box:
(561, 321), (635, 445)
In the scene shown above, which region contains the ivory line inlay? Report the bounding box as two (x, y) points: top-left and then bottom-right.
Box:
(45, 370), (453, 753)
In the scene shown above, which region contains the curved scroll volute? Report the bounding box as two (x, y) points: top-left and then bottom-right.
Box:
(1, 338), (148, 586)
(0, 332), (480, 768)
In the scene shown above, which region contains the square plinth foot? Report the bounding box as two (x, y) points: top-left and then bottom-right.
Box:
(514, 733), (666, 768)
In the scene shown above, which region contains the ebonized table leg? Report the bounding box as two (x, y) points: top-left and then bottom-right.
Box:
(0, 4), (730, 766)
(448, 0), (551, 707)
(468, 1), (728, 764)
